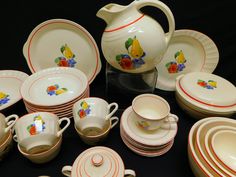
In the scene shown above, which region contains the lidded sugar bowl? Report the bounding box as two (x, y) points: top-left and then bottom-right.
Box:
(62, 146), (136, 177)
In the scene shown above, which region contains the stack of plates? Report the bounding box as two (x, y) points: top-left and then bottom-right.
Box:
(120, 106), (178, 157)
(188, 117), (236, 177)
(20, 67), (89, 119)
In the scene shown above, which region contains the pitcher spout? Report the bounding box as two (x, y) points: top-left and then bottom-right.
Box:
(96, 3), (127, 24)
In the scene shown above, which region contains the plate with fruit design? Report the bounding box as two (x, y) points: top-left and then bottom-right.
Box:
(0, 70), (29, 111)
(23, 19), (101, 84)
(155, 29), (219, 91)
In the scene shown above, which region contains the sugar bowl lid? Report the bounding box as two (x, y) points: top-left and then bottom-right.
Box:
(176, 72), (236, 112)
(62, 146), (135, 177)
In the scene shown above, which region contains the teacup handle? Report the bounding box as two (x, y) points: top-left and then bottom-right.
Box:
(5, 114), (18, 133)
(57, 117), (71, 137)
(110, 117), (119, 129)
(13, 134), (18, 142)
(106, 102), (118, 120)
(124, 169), (136, 177)
(164, 113), (179, 123)
(62, 165), (72, 177)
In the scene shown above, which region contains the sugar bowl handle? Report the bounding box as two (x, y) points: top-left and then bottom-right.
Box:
(124, 169), (136, 176)
(106, 102), (118, 120)
(62, 165), (72, 177)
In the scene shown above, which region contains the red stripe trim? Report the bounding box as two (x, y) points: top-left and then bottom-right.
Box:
(104, 14), (145, 32)
(178, 80), (236, 108)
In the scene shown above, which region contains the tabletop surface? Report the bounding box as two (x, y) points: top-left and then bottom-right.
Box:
(0, 0), (235, 177)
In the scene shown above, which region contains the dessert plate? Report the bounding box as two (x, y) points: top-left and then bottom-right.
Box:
(0, 70), (29, 111)
(23, 19), (101, 84)
(121, 106), (177, 146)
(156, 29), (219, 91)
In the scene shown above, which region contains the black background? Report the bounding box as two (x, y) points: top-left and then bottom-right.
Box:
(0, 0), (235, 177)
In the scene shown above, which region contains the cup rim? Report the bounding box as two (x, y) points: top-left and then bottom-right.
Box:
(132, 94), (170, 121)
(17, 135), (62, 156)
(74, 120), (111, 138)
(73, 97), (109, 110)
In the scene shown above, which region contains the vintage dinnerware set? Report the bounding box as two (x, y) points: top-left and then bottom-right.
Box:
(188, 117), (236, 177)
(120, 94), (178, 157)
(0, 0), (235, 176)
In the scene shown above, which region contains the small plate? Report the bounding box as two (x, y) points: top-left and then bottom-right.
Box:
(20, 67), (88, 106)
(23, 19), (101, 84)
(0, 70), (29, 111)
(156, 29), (219, 91)
(121, 106), (177, 146)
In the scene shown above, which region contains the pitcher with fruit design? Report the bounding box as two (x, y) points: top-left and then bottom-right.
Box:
(97, 0), (175, 73)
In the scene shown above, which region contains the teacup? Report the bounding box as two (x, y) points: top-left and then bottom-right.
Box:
(74, 116), (119, 145)
(14, 112), (70, 154)
(0, 113), (18, 143)
(73, 97), (118, 125)
(132, 94), (178, 131)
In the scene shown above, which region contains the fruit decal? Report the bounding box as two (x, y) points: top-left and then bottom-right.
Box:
(46, 84), (68, 96)
(166, 50), (187, 73)
(78, 101), (91, 118)
(54, 44), (77, 67)
(27, 115), (45, 135)
(116, 36), (146, 70)
(0, 92), (10, 106)
(197, 80), (217, 90)
(137, 120), (150, 130)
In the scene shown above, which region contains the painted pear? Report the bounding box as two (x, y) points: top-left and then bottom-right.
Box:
(63, 44), (74, 59)
(176, 50), (186, 64)
(130, 36), (144, 58)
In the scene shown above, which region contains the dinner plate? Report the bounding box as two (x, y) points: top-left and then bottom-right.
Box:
(0, 70), (29, 111)
(121, 106), (177, 146)
(156, 29), (219, 91)
(23, 19), (101, 84)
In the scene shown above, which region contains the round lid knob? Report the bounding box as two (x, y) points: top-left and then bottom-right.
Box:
(91, 154), (104, 167)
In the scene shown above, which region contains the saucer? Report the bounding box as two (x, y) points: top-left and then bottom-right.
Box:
(0, 70), (29, 111)
(121, 132), (174, 157)
(156, 29), (219, 91)
(120, 106), (178, 146)
(23, 19), (101, 84)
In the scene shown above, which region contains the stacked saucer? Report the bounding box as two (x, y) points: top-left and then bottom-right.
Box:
(120, 94), (178, 157)
(21, 67), (89, 119)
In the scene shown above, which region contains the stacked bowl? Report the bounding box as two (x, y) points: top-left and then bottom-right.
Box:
(20, 67), (89, 119)
(188, 117), (236, 177)
(120, 94), (178, 157)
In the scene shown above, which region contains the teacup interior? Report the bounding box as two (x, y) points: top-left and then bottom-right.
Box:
(76, 118), (110, 137)
(133, 96), (169, 120)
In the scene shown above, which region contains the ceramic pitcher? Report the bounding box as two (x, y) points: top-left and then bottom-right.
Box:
(97, 0), (175, 73)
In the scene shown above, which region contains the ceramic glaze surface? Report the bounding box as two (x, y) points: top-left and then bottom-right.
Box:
(97, 0), (175, 73)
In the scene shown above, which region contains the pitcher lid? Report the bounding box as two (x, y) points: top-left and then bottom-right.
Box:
(71, 146), (125, 177)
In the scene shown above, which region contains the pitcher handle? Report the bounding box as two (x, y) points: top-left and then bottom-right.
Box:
(135, 0), (175, 44)
(124, 169), (136, 176)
